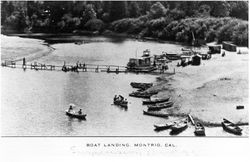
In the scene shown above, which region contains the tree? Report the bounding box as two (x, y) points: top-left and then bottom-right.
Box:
(109, 1), (128, 21)
(128, 2), (141, 18)
(84, 19), (104, 31)
(82, 4), (97, 24)
(149, 2), (167, 19)
(196, 4), (211, 17)
(229, 1), (248, 20)
(209, 1), (231, 17)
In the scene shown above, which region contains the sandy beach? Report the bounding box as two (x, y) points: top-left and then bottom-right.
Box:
(152, 48), (248, 126)
(1, 35), (53, 63)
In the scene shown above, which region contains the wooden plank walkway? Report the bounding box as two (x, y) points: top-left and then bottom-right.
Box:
(1, 60), (175, 75)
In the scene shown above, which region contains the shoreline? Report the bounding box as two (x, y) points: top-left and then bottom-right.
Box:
(3, 30), (193, 46)
(1, 34), (248, 130)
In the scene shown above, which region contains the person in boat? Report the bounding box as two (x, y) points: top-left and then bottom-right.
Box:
(114, 95), (117, 102)
(68, 105), (73, 112)
(119, 95), (124, 101)
(78, 109), (82, 115)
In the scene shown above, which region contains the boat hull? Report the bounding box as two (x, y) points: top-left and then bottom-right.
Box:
(147, 102), (174, 111)
(143, 110), (168, 118)
(66, 111), (87, 120)
(142, 98), (170, 105)
(114, 100), (128, 108)
(222, 122), (242, 135)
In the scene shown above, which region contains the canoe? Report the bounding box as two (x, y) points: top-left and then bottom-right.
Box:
(147, 101), (174, 111)
(142, 97), (170, 105)
(194, 122), (205, 136)
(114, 100), (128, 108)
(130, 82), (153, 90)
(221, 118), (242, 135)
(129, 91), (158, 98)
(65, 110), (87, 120)
(143, 110), (168, 118)
(170, 121), (188, 134)
(154, 122), (174, 131)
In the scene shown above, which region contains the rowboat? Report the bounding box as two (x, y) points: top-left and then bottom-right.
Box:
(170, 120), (188, 134)
(143, 110), (168, 118)
(154, 122), (174, 131)
(130, 82), (153, 90)
(221, 118), (242, 135)
(65, 110), (87, 120)
(129, 91), (158, 98)
(147, 101), (174, 111)
(194, 122), (205, 136)
(142, 97), (170, 105)
(114, 99), (128, 108)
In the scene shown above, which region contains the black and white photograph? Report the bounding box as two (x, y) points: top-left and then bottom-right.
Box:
(0, 0), (249, 158)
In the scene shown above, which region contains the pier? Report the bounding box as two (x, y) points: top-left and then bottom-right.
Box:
(1, 60), (175, 75)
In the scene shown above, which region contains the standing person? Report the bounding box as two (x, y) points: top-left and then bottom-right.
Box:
(22, 57), (26, 67)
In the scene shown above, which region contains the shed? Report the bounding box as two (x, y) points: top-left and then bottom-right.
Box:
(222, 41), (237, 52)
(192, 55), (201, 66)
(208, 45), (221, 54)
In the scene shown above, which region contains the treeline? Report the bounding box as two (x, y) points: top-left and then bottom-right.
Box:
(1, 1), (248, 46)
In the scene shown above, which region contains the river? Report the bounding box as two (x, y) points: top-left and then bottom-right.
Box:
(1, 34), (248, 136)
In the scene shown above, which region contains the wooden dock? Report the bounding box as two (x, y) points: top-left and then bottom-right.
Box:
(1, 60), (175, 75)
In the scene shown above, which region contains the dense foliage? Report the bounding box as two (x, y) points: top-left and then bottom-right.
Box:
(1, 1), (248, 46)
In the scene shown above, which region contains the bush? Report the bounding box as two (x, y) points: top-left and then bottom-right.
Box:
(111, 18), (145, 34)
(84, 19), (104, 31)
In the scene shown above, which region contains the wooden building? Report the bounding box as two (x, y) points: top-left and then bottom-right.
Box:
(222, 41), (237, 52)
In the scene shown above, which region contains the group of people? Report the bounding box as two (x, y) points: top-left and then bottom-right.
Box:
(62, 62), (86, 72)
(114, 95), (126, 102)
(68, 105), (82, 115)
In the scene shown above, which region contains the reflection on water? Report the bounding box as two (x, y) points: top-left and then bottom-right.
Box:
(1, 35), (248, 136)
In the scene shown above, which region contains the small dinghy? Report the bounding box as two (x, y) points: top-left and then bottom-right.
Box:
(130, 82), (153, 90)
(65, 110), (87, 120)
(154, 122), (174, 131)
(142, 97), (170, 105)
(147, 101), (174, 111)
(221, 118), (242, 135)
(113, 95), (128, 108)
(170, 120), (188, 134)
(129, 91), (157, 98)
(143, 110), (168, 118)
(65, 104), (86, 120)
(194, 122), (205, 136)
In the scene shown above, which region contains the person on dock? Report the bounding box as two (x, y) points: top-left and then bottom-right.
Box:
(222, 51), (225, 57)
(22, 57), (26, 67)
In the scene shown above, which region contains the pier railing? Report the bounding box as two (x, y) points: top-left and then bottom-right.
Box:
(1, 60), (175, 75)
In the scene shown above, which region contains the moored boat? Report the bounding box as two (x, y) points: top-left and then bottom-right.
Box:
(65, 110), (87, 120)
(154, 122), (174, 131)
(194, 122), (205, 136)
(221, 118), (242, 135)
(170, 120), (188, 134)
(114, 99), (128, 108)
(130, 82), (153, 90)
(129, 91), (158, 98)
(147, 101), (174, 111)
(143, 110), (168, 118)
(142, 97), (170, 105)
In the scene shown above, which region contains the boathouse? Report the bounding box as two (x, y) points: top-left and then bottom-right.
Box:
(222, 41), (237, 52)
(192, 54), (201, 66)
(208, 45), (221, 54)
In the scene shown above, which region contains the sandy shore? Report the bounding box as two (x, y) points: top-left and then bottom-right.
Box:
(151, 48), (248, 126)
(1, 34), (54, 63)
